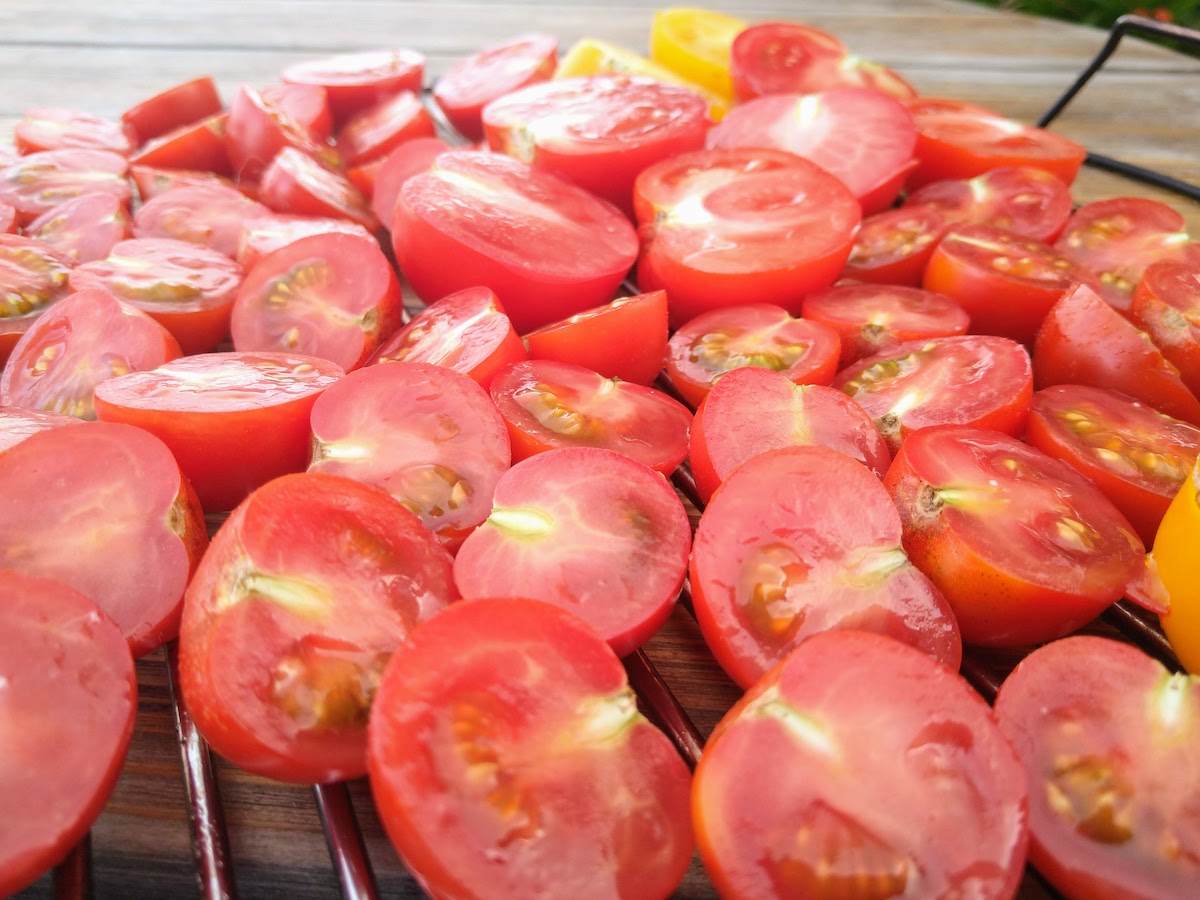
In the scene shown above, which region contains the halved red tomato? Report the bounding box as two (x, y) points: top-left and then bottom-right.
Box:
(840, 205), (948, 286)
(27, 192), (131, 263)
(1132, 259), (1200, 398)
(905, 165), (1073, 243)
(225, 85), (337, 183)
(369, 136), (448, 228)
(453, 448), (691, 656)
(695, 629), (1028, 900)
(179, 471), (457, 784)
(15, 107), (136, 157)
(994, 635), (1200, 899)
(490, 358), (692, 474)
(336, 90), (435, 168)
(236, 212), (374, 271)
(132, 182), (272, 259)
(0, 406), (79, 455)
(0, 202), (15, 235)
(281, 48), (426, 125)
(0, 148), (130, 226)
(121, 75), (223, 145)
(0, 571), (136, 899)
(0, 234), (75, 366)
(885, 424), (1145, 646)
(129, 113), (233, 176)
(262, 82), (334, 143)
(258, 146), (378, 230)
(130, 166), (239, 203)
(367, 596), (694, 898)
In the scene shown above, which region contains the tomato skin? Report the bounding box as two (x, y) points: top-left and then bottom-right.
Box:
(885, 424), (1145, 647)
(336, 90), (434, 168)
(1033, 283), (1200, 427)
(281, 48), (426, 126)
(129, 112), (233, 176)
(695, 629), (1028, 900)
(368, 596), (694, 900)
(994, 635), (1200, 900)
(369, 135), (448, 228)
(121, 75), (223, 144)
(840, 205), (948, 286)
(1132, 260), (1200, 399)
(1156, 458), (1200, 672)
(0, 571), (137, 899)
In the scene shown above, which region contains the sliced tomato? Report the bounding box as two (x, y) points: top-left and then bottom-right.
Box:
(369, 135), (448, 228)
(0, 148), (130, 226)
(26, 192), (131, 263)
(69, 236), (244, 355)
(236, 212), (375, 271)
(94, 351), (342, 512)
(707, 87), (915, 215)
(0, 406), (79, 455)
(1033, 282), (1200, 427)
(129, 113), (233, 176)
(258, 146), (378, 230)
(690, 367), (891, 504)
(695, 629), (1028, 900)
(336, 90), (434, 168)
(392, 150), (638, 333)
(432, 32), (558, 142)
(261, 82), (334, 143)
(490, 359), (692, 474)
(1155, 457), (1200, 672)
(995, 636), (1200, 899)
(840, 205), (948, 286)
(634, 147), (860, 327)
(0, 421), (207, 655)
(310, 362), (511, 551)
(483, 75), (710, 215)
(453, 448), (690, 656)
(800, 283), (970, 367)
(180, 471), (456, 783)
(281, 49), (426, 125)
(1, 288), (181, 420)
(1133, 259), (1200, 399)
(132, 181), (272, 258)
(524, 289), (668, 386)
(0, 234), (75, 366)
(367, 597), (693, 898)
(649, 8), (746, 101)
(15, 106), (136, 156)
(885, 424), (1145, 646)
(0, 571), (136, 899)
(0, 202), (15, 235)
(225, 85), (338, 183)
(834, 334), (1033, 453)
(121, 76), (223, 145)
(905, 165), (1073, 243)
(130, 163), (240, 200)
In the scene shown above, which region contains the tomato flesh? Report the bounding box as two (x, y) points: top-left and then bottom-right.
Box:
(840, 205), (948, 286)
(1133, 259), (1200, 400)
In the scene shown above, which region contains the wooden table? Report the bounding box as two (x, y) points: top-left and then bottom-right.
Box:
(5, 2), (1197, 898)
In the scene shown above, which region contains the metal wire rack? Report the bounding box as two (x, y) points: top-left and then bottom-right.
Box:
(32, 12), (1199, 900)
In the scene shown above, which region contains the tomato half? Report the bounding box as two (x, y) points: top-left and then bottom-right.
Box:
(695, 629), (1028, 900)
(454, 448), (690, 657)
(225, 84), (338, 183)
(490, 358), (692, 475)
(336, 90), (434, 168)
(121, 76), (223, 145)
(235, 212), (375, 272)
(369, 135), (448, 228)
(180, 471), (457, 784)
(15, 107), (135, 156)
(1155, 457), (1200, 672)
(129, 113), (233, 176)
(0, 234), (75, 366)
(310, 362), (511, 551)
(27, 191), (131, 263)
(994, 635), (1200, 899)
(258, 146), (378, 231)
(0, 406), (79, 455)
(0, 148), (130, 226)
(368, 596), (694, 899)
(885, 424), (1145, 647)
(1132, 259), (1200, 399)
(840, 205), (948, 286)
(132, 182), (272, 259)
(0, 571), (136, 898)
(281, 48), (426, 125)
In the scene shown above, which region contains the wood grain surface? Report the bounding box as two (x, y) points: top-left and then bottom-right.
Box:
(5, 1), (1196, 897)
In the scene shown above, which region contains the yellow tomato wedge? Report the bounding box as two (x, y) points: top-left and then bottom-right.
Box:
(556, 37), (730, 120)
(650, 8), (747, 102)
(1155, 456), (1200, 672)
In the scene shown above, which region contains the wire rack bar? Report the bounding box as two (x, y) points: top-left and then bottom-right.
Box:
(625, 650), (705, 769)
(52, 835), (91, 900)
(313, 784), (380, 900)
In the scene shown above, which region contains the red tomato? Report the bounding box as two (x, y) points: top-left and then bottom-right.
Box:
(369, 135), (448, 228)
(129, 113), (233, 176)
(905, 97), (1086, 190)
(0, 571), (136, 898)
(905, 165), (1073, 243)
(0, 406), (79, 455)
(336, 90), (435, 168)
(232, 231), (400, 370)
(69, 236), (245, 355)
(840, 205), (948, 286)
(27, 192), (131, 263)
(689, 366), (891, 504)
(695, 629), (1028, 900)
(225, 85), (338, 183)
(0, 148), (130, 226)
(922, 224), (1094, 344)
(800, 282), (970, 367)
(129, 165), (238, 203)
(523, 290), (668, 386)
(1033, 282), (1200, 427)
(0, 421), (208, 655)
(490, 359), (692, 475)
(94, 351), (343, 511)
(132, 182), (272, 258)
(433, 32), (558, 142)
(483, 75), (710, 215)
(367, 597), (694, 898)
(0, 234), (75, 366)
(309, 362), (511, 551)
(885, 424), (1145, 647)
(1054, 197), (1200, 316)
(1133, 259), (1200, 398)
(691, 447), (959, 688)
(281, 48), (426, 125)
(258, 146), (378, 230)
(634, 147), (860, 327)
(236, 212), (375, 271)
(665, 303), (841, 408)
(180, 471), (457, 783)
(1, 288), (181, 419)
(707, 87), (915, 215)
(454, 448), (690, 657)
(994, 636), (1200, 899)
(391, 150), (638, 333)
(261, 82), (334, 143)
(1026, 384), (1200, 545)
(369, 285), (526, 389)
(15, 106), (135, 156)
(121, 75), (223, 144)
(0, 201), (15, 235)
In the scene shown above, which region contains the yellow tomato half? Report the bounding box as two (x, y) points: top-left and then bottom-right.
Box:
(649, 7), (746, 102)
(1156, 456), (1200, 672)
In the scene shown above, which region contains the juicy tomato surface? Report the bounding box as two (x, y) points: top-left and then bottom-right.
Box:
(258, 146), (378, 231)
(1155, 457), (1200, 672)
(0, 571), (137, 899)
(0, 406), (79, 455)
(689, 366), (892, 504)
(14, 106), (136, 156)
(128, 112), (233, 176)
(369, 135), (449, 227)
(130, 165), (239, 204)
(180, 471), (457, 784)
(885, 424), (1145, 647)
(310, 362), (511, 551)
(691, 446), (960, 689)
(994, 635), (1200, 899)
(0, 148), (130, 226)
(0, 421), (207, 656)
(1133, 259), (1200, 399)
(454, 447), (690, 657)
(132, 181), (272, 259)
(840, 205), (948, 286)
(236, 213), (375, 271)
(281, 48), (426, 125)
(649, 7), (745, 100)
(368, 597), (694, 900)
(694, 629), (1028, 900)
(121, 75), (223, 144)
(490, 358), (692, 474)
(905, 165), (1073, 243)
(224, 84), (338, 183)
(94, 351), (343, 512)
(336, 90), (435, 168)
(27, 191), (131, 263)
(0, 234), (75, 365)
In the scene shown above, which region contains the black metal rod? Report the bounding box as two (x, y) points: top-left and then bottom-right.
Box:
(624, 650), (705, 770)
(313, 783), (380, 900)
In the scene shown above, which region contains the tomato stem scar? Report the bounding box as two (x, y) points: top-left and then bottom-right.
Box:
(570, 688), (642, 745)
(748, 686), (838, 760)
(216, 568), (334, 617)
